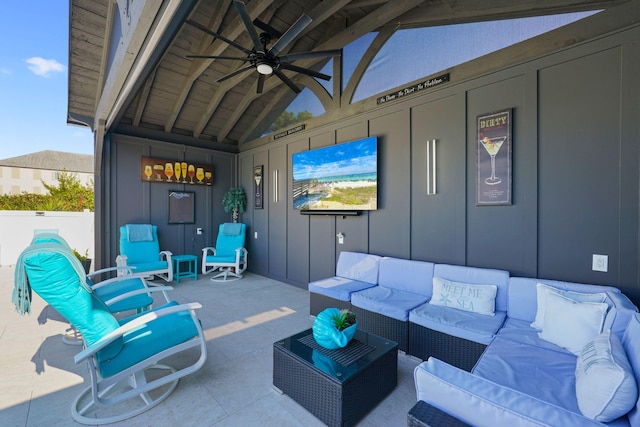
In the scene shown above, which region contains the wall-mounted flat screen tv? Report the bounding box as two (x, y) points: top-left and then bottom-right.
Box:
(292, 136), (378, 211)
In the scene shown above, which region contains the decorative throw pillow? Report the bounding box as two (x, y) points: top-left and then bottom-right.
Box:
(538, 290), (608, 355)
(575, 330), (638, 422)
(429, 277), (497, 316)
(531, 283), (607, 330)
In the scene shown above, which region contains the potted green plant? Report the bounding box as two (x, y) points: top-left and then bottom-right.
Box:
(312, 308), (358, 349)
(73, 248), (92, 274)
(222, 187), (247, 223)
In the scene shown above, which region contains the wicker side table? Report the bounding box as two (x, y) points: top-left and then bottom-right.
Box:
(273, 328), (398, 427)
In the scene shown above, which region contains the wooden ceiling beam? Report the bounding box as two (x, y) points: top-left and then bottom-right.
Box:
(163, 0), (274, 133)
(233, 0), (426, 107)
(239, 86), (291, 143)
(193, 0), (353, 139)
(132, 66), (157, 126)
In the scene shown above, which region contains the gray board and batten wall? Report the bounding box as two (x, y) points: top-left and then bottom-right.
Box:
(97, 134), (237, 269)
(97, 9), (640, 305)
(237, 20), (640, 303)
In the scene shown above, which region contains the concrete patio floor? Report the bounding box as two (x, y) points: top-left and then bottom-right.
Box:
(0, 266), (420, 426)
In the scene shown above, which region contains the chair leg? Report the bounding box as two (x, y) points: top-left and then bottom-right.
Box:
(210, 266), (243, 282)
(72, 365), (179, 425)
(62, 326), (84, 346)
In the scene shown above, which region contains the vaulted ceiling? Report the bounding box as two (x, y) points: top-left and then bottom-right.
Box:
(68, 0), (626, 153)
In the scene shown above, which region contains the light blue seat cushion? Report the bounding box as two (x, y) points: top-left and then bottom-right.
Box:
(351, 286), (428, 321)
(93, 277), (153, 313)
(508, 277), (637, 340)
(308, 276), (377, 301)
(307, 251), (381, 300)
(497, 317), (577, 352)
(433, 264), (510, 312)
(335, 251), (382, 284)
(473, 336), (578, 412)
(97, 301), (199, 378)
(414, 357), (612, 427)
(409, 303), (506, 345)
(622, 313), (640, 427)
(378, 257), (434, 297)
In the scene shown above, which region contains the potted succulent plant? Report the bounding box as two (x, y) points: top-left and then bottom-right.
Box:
(222, 187), (247, 223)
(73, 248), (92, 274)
(312, 308), (358, 350)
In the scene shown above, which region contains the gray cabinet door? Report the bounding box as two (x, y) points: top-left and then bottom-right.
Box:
(411, 94), (466, 264)
(268, 145), (287, 279)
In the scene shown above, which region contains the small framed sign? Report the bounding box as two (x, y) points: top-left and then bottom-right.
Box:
(254, 165), (264, 209)
(476, 109), (512, 205)
(168, 191), (195, 224)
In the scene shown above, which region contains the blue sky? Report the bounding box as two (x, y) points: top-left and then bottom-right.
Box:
(292, 136), (377, 181)
(0, 1), (93, 160)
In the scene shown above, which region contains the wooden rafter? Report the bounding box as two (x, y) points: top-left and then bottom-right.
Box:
(163, 0), (275, 134)
(209, 0), (422, 142)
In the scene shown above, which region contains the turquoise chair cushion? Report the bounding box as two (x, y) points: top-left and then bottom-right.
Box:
(22, 249), (120, 348)
(205, 255), (237, 264)
(93, 277), (153, 313)
(119, 225), (161, 264)
(126, 260), (169, 274)
(97, 301), (199, 378)
(215, 223), (246, 258)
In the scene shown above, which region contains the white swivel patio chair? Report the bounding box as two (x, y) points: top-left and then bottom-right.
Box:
(31, 233), (174, 345)
(13, 241), (206, 425)
(119, 224), (173, 282)
(201, 223), (248, 281)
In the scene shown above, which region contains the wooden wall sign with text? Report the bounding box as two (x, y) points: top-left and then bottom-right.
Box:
(141, 157), (214, 185)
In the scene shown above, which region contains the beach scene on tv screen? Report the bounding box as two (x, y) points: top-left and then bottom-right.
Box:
(292, 137), (377, 210)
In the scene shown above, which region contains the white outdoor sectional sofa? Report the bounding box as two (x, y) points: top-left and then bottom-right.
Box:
(308, 251), (640, 426)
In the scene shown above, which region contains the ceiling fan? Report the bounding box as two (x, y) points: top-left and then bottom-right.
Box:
(186, 0), (341, 94)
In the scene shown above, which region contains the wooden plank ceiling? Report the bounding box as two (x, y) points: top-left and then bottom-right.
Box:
(68, 0), (625, 151)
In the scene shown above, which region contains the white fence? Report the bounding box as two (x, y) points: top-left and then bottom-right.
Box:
(0, 210), (94, 266)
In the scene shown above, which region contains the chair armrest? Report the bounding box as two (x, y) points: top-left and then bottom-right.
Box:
(74, 302), (202, 364)
(102, 285), (174, 306)
(88, 265), (136, 279)
(90, 274), (153, 291)
(160, 250), (173, 262)
(414, 358), (603, 427)
(202, 247), (217, 256)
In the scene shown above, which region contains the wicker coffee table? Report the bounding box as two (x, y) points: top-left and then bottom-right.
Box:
(273, 328), (398, 427)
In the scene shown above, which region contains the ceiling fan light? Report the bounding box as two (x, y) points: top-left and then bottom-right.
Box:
(257, 63), (273, 75)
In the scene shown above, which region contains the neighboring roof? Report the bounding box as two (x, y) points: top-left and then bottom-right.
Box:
(0, 151), (94, 173)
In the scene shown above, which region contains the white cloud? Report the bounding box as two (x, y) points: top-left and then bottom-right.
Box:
(26, 57), (65, 77)
(0, 68), (11, 75)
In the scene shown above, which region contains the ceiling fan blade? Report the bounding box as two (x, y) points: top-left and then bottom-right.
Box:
(274, 69), (301, 93)
(279, 49), (341, 63)
(253, 18), (282, 39)
(256, 74), (265, 94)
(279, 63), (331, 81)
(232, 0), (263, 52)
(217, 65), (255, 83)
(186, 20), (252, 55)
(187, 55), (249, 61)
(269, 14), (312, 57)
